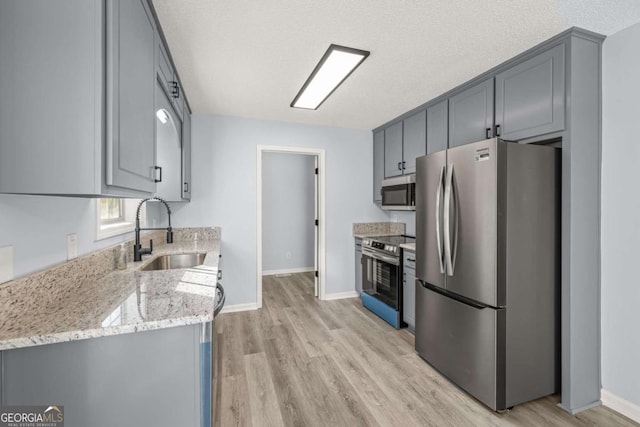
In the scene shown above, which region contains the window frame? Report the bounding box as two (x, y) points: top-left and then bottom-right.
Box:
(96, 198), (145, 240)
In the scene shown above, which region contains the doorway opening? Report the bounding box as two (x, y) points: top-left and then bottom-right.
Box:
(256, 145), (326, 308)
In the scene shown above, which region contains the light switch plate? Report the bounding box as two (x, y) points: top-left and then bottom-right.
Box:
(67, 233), (78, 260)
(0, 246), (14, 284)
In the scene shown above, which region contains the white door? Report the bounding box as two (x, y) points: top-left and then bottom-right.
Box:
(314, 155), (319, 297)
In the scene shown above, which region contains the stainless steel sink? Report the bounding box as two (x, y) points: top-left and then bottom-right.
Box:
(140, 253), (206, 271)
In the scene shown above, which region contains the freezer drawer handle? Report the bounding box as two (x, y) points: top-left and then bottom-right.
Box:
(435, 165), (445, 274)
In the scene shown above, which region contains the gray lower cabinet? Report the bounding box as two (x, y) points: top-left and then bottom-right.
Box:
(355, 238), (363, 294)
(1, 324), (212, 427)
(402, 110), (427, 174)
(448, 78), (495, 148)
(182, 106), (193, 200)
(384, 122), (404, 178)
(426, 100), (448, 154)
(403, 250), (416, 330)
(373, 130), (384, 203)
(495, 44), (565, 141)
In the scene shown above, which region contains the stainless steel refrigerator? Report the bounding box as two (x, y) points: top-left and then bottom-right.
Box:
(415, 138), (559, 411)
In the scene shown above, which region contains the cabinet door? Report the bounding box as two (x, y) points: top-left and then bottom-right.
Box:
(355, 239), (363, 294)
(448, 78), (494, 147)
(403, 252), (416, 329)
(106, 0), (156, 193)
(182, 107), (192, 200)
(373, 130), (384, 203)
(426, 100), (448, 154)
(384, 122), (403, 178)
(495, 44), (565, 140)
(402, 110), (426, 174)
(154, 83), (183, 202)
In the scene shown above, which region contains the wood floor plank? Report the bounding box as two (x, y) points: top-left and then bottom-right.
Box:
(244, 352), (286, 427)
(219, 375), (252, 427)
(215, 273), (640, 427)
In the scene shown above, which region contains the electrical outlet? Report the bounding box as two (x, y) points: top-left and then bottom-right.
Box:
(67, 233), (78, 260)
(0, 246), (14, 284)
(286, 252), (292, 260)
(391, 215), (398, 223)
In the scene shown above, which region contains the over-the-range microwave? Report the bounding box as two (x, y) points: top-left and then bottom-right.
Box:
(381, 174), (415, 210)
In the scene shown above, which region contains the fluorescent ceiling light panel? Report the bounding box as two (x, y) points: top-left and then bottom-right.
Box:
(291, 44), (370, 110)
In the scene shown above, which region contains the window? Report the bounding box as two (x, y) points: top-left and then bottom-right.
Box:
(96, 198), (145, 240)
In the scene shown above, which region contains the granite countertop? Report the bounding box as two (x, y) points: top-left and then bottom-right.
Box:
(0, 238), (220, 351)
(400, 242), (416, 251)
(354, 232), (405, 239)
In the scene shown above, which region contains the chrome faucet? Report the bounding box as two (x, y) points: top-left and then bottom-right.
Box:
(134, 197), (174, 262)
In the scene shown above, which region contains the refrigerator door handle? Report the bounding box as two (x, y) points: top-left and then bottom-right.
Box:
(451, 165), (459, 274)
(435, 165), (445, 274)
(444, 164), (454, 276)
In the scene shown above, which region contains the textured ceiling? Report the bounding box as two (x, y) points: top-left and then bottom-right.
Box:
(152, 0), (640, 130)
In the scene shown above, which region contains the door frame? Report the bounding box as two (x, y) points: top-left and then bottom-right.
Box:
(256, 145), (326, 307)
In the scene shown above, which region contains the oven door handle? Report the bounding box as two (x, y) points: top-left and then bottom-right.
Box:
(361, 247), (400, 266)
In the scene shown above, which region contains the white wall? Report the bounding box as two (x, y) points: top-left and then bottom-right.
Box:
(262, 152), (315, 272)
(170, 114), (389, 307)
(0, 195), (133, 279)
(601, 21), (640, 409)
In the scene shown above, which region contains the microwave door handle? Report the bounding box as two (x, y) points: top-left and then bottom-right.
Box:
(443, 163), (454, 276)
(435, 165), (445, 274)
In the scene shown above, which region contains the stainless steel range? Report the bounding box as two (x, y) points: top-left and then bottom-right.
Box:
(360, 235), (415, 328)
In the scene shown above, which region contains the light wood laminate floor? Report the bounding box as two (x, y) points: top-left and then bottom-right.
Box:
(215, 273), (637, 427)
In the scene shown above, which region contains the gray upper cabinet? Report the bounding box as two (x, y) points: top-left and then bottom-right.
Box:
(384, 122), (403, 178)
(182, 106), (192, 201)
(0, 0), (189, 198)
(448, 78), (495, 148)
(373, 130), (384, 203)
(402, 110), (427, 175)
(153, 81), (183, 202)
(495, 44), (565, 141)
(106, 0), (157, 193)
(426, 100), (448, 154)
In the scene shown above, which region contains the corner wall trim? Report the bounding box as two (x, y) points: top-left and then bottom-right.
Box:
(219, 303), (259, 314)
(324, 291), (359, 301)
(601, 389), (640, 423)
(262, 267), (314, 276)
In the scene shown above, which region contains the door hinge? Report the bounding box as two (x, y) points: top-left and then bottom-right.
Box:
(315, 270), (319, 278)
(315, 167), (318, 175)
(315, 219), (319, 226)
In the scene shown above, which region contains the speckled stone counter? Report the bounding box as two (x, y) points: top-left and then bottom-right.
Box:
(400, 242), (416, 251)
(0, 227), (221, 350)
(352, 222), (406, 238)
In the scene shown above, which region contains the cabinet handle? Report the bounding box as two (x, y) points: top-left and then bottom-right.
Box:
(495, 124), (501, 137)
(170, 81), (180, 99)
(402, 161), (406, 169)
(407, 258), (415, 262)
(184, 182), (189, 193)
(398, 162), (402, 170)
(485, 127), (492, 139)
(154, 166), (162, 183)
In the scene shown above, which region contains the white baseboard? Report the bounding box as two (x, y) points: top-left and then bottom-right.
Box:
(262, 267), (314, 276)
(602, 389), (640, 423)
(219, 302), (259, 314)
(324, 291), (359, 301)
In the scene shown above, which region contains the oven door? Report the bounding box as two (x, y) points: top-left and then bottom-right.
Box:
(361, 247), (401, 310)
